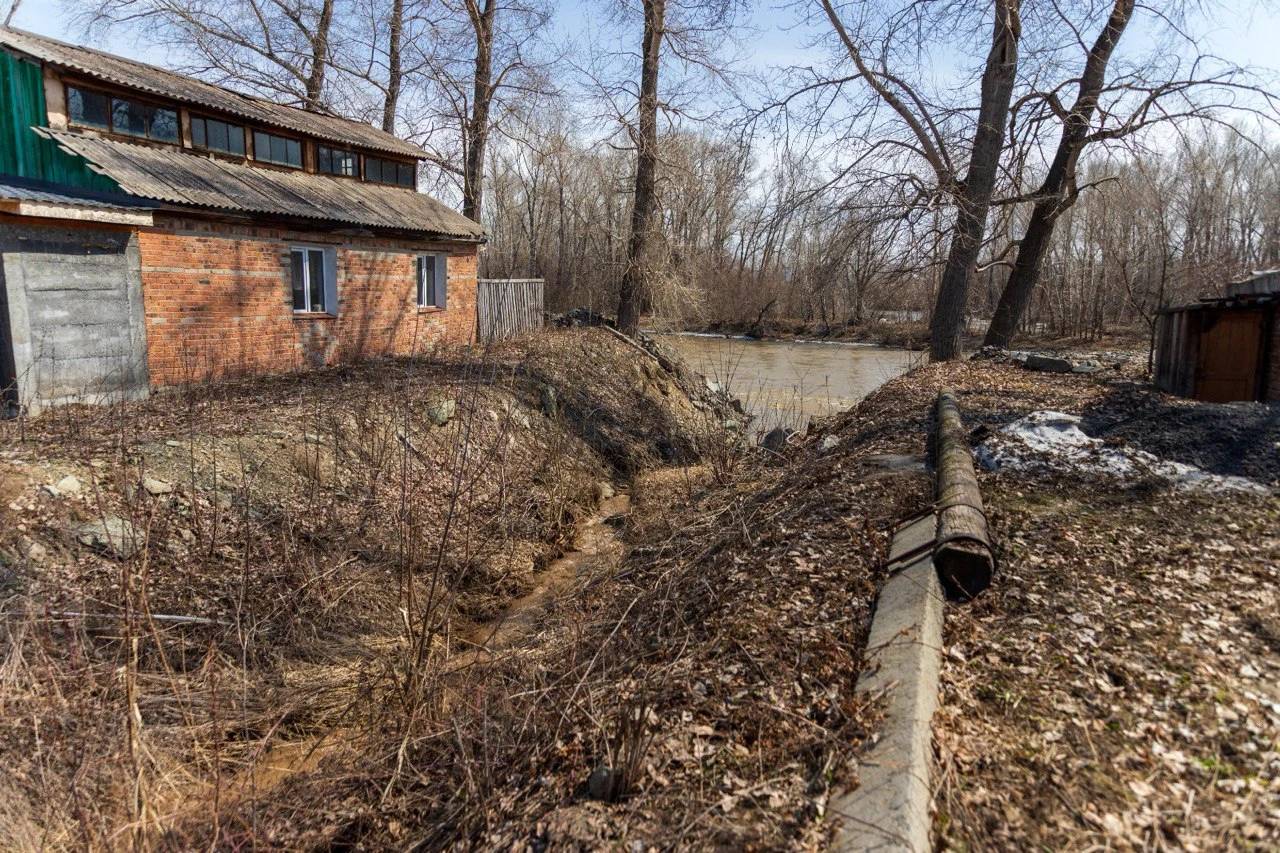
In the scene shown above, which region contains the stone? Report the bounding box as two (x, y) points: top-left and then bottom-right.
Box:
(723, 419), (741, 431)
(26, 541), (47, 561)
(540, 384), (559, 418)
(1023, 354), (1074, 374)
(599, 481), (616, 500)
(40, 484), (60, 497)
(1072, 363), (1106, 374)
(819, 435), (841, 455)
(304, 433), (323, 444)
(426, 399), (457, 427)
(270, 430), (288, 439)
(71, 517), (141, 557)
(164, 440), (183, 448)
(761, 427), (796, 452)
(705, 377), (723, 395)
(587, 765), (621, 802)
(55, 475), (81, 494)
(143, 478), (174, 496)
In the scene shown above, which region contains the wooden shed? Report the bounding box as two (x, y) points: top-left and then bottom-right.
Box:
(1154, 271), (1279, 404)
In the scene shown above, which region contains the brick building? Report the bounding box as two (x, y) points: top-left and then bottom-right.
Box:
(0, 27), (484, 414)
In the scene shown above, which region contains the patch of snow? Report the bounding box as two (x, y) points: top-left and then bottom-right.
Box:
(977, 411), (1271, 495)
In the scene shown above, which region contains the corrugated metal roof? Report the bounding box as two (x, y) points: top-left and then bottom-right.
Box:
(41, 129), (484, 240)
(0, 176), (153, 209)
(0, 26), (426, 160)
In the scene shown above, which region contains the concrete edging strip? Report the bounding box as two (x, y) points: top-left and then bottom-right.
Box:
(831, 510), (945, 852)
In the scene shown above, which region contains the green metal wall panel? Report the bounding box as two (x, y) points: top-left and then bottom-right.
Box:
(0, 51), (120, 192)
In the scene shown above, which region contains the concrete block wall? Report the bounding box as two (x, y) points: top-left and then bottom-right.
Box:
(138, 216), (479, 385)
(0, 218), (150, 413)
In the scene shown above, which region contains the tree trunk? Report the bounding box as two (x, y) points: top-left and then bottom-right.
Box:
(381, 0), (404, 134)
(617, 0), (665, 337)
(983, 0), (1133, 349)
(303, 0), (335, 111)
(929, 0), (1021, 361)
(462, 0), (496, 222)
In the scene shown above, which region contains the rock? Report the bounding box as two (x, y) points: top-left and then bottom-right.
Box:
(164, 440), (183, 448)
(762, 427), (796, 452)
(426, 399), (457, 427)
(26, 541), (47, 561)
(819, 435), (841, 455)
(143, 478), (174, 496)
(540, 384), (559, 418)
(705, 377), (723, 395)
(1072, 363), (1106, 374)
(71, 517), (141, 557)
(304, 433), (323, 444)
(1023, 354), (1074, 374)
(723, 419), (741, 431)
(269, 430), (288, 440)
(40, 484), (60, 497)
(587, 764), (621, 802)
(599, 481), (616, 500)
(56, 475), (82, 494)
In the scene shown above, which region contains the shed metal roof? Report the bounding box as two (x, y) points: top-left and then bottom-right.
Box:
(0, 26), (426, 160)
(0, 176), (153, 209)
(41, 128), (484, 240)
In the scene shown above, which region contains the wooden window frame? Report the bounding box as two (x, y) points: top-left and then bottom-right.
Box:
(318, 144), (360, 179)
(64, 82), (182, 145)
(252, 129), (305, 169)
(190, 113), (247, 158)
(364, 154), (416, 188)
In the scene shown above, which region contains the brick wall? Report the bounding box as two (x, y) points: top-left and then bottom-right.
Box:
(138, 216), (478, 385)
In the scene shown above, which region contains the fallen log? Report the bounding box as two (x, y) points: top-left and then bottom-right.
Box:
(934, 389), (995, 598)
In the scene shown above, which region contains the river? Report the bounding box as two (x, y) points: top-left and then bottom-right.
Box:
(653, 333), (921, 440)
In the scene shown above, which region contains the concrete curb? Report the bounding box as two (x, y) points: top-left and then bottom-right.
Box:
(831, 512), (944, 852)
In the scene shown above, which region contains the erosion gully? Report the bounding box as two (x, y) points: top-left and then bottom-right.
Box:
(185, 336), (915, 818)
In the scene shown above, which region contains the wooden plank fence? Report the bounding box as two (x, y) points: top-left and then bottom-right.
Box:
(477, 279), (545, 342)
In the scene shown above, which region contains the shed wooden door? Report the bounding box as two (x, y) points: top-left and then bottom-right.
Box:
(1194, 310), (1264, 403)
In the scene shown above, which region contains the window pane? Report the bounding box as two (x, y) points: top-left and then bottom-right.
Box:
(149, 107), (179, 142)
(272, 135), (287, 164)
(191, 117), (206, 148)
(286, 138), (301, 167)
(291, 251), (307, 311)
(68, 86), (109, 129)
(308, 250), (326, 313)
(208, 120), (229, 152)
(398, 163), (414, 187)
(340, 151), (356, 176)
(110, 97), (147, 136)
(253, 131), (268, 160)
(365, 157), (379, 183)
(319, 146), (332, 172)
(228, 125), (245, 156)
(419, 256), (435, 306)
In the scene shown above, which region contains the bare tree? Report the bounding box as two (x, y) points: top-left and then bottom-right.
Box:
(69, 0), (343, 111)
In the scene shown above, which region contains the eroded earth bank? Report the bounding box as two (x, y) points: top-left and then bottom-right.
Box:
(1, 329), (1276, 850)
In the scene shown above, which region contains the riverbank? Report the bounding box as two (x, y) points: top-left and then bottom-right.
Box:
(830, 359), (1279, 849)
(677, 317), (1152, 356)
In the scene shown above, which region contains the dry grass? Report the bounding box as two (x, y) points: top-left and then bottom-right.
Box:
(0, 328), (721, 850)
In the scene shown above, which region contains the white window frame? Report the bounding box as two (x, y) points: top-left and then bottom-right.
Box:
(417, 254), (448, 309)
(291, 246), (339, 316)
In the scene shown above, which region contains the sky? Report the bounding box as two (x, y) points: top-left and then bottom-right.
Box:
(12, 1), (1280, 77)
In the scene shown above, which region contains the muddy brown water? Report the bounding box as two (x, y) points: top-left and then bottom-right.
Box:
(653, 334), (921, 439)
